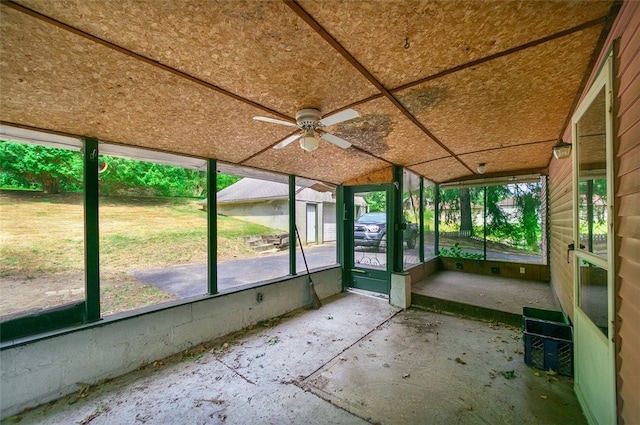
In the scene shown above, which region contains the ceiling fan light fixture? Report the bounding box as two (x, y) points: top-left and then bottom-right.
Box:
(299, 130), (319, 152)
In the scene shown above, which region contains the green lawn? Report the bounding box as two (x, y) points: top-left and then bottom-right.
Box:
(0, 190), (281, 317)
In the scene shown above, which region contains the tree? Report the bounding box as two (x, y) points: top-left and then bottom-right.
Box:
(217, 173), (241, 192)
(485, 185), (512, 236)
(459, 187), (473, 235)
(516, 183), (541, 250)
(364, 191), (386, 212)
(0, 141), (83, 193)
(98, 155), (207, 197)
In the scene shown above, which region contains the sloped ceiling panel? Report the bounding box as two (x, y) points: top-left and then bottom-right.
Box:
(243, 142), (390, 185)
(395, 26), (604, 156)
(458, 140), (559, 177)
(326, 97), (449, 165)
(14, 0), (380, 117)
(0, 1), (616, 185)
(409, 157), (471, 183)
(297, 0), (612, 89)
(0, 7), (294, 163)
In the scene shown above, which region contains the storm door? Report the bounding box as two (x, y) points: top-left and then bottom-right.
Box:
(344, 185), (391, 295)
(572, 53), (616, 425)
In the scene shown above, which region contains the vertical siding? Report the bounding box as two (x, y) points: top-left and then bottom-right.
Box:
(548, 155), (575, 319)
(613, 2), (640, 423)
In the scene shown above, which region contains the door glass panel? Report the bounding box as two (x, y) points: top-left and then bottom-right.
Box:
(423, 180), (437, 260)
(578, 260), (608, 337)
(403, 171), (420, 268)
(353, 190), (387, 270)
(577, 87), (607, 259)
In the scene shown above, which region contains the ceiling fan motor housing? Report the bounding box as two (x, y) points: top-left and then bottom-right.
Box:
(296, 108), (322, 130)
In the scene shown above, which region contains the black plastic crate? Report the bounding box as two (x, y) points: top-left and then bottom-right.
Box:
(523, 320), (573, 376)
(522, 307), (569, 330)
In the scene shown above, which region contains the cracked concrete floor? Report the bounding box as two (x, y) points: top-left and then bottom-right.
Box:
(4, 292), (585, 425)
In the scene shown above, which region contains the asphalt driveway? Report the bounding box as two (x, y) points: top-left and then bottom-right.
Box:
(133, 244), (338, 298)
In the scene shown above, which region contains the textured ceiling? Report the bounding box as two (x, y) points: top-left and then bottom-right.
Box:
(0, 0), (615, 185)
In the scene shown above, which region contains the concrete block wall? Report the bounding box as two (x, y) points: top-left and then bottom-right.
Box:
(0, 267), (342, 419)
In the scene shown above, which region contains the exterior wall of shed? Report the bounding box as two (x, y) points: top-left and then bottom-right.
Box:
(218, 199), (289, 232)
(294, 201), (334, 245)
(0, 267), (343, 419)
(548, 2), (640, 423)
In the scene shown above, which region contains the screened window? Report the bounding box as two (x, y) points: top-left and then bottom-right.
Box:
(216, 167), (289, 289)
(438, 178), (546, 264)
(0, 140), (85, 322)
(295, 177), (337, 273)
(98, 150), (207, 315)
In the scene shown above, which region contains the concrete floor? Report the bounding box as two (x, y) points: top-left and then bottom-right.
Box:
(5, 291), (585, 425)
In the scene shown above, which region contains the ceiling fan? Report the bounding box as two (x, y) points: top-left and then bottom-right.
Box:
(253, 108), (359, 152)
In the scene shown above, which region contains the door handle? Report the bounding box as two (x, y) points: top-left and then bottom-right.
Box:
(567, 242), (586, 262)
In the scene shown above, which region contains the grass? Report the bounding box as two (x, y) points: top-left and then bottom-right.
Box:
(0, 190), (281, 318)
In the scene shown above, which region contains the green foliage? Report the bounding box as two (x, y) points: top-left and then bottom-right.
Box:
(217, 173), (241, 192)
(0, 141), (209, 198)
(364, 191), (386, 212)
(0, 141), (83, 193)
(98, 155), (206, 197)
(438, 182), (543, 253)
(516, 184), (541, 250)
(439, 243), (483, 259)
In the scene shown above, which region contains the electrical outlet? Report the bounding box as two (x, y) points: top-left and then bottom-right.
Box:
(520, 267), (525, 274)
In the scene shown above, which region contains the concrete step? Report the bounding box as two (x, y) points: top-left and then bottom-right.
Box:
(411, 293), (521, 328)
(253, 243), (278, 253)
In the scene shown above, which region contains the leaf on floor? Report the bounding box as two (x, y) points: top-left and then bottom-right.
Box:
(402, 373), (410, 379)
(500, 370), (516, 379)
(545, 369), (558, 376)
(79, 405), (110, 425)
(266, 336), (280, 346)
(455, 357), (467, 365)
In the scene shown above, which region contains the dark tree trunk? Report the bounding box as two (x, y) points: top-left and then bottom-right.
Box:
(459, 187), (473, 236)
(42, 177), (60, 194)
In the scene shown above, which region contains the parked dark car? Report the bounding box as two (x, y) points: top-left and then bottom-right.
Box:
(354, 212), (418, 251)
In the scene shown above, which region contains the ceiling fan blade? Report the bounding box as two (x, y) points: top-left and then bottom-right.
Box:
(253, 116), (296, 127)
(319, 132), (352, 149)
(319, 109), (359, 127)
(273, 134), (301, 149)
